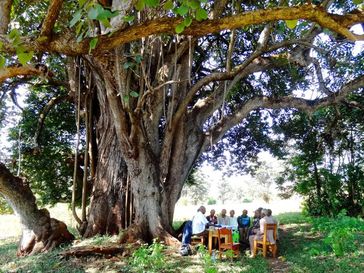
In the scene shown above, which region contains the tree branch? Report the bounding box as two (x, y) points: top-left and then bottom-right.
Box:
(0, 66), (43, 84)
(33, 94), (70, 146)
(0, 4), (362, 56)
(39, 0), (64, 39)
(0, 0), (12, 34)
(204, 75), (364, 147)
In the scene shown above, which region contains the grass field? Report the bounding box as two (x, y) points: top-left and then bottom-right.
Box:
(1, 211), (363, 273)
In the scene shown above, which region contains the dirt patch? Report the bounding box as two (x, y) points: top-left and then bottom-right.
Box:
(268, 226), (291, 273)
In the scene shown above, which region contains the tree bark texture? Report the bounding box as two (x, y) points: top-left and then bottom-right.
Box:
(0, 163), (74, 256)
(82, 65), (132, 237)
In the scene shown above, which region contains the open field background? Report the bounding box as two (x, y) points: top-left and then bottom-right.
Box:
(0, 198), (301, 240)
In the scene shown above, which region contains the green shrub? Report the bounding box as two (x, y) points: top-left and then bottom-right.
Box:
(311, 210), (364, 256)
(129, 239), (165, 272)
(207, 198), (217, 205)
(197, 245), (218, 273)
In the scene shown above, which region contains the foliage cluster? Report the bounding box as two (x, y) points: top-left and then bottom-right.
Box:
(310, 210), (364, 256)
(279, 220), (364, 273)
(276, 103), (364, 217)
(128, 239), (165, 273)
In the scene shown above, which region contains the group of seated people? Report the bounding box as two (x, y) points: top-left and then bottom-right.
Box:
(186, 205), (277, 256)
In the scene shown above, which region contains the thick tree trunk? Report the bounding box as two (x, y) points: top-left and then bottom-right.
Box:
(0, 163), (74, 256)
(83, 71), (131, 237)
(83, 44), (203, 245)
(83, 128), (129, 237)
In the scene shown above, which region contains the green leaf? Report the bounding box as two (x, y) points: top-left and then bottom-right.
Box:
(87, 7), (98, 20)
(17, 51), (34, 65)
(78, 0), (87, 7)
(0, 55), (5, 68)
(187, 0), (200, 9)
(75, 21), (84, 36)
(100, 18), (112, 28)
(136, 0), (145, 11)
(285, 19), (298, 29)
(353, 0), (363, 4)
(70, 10), (82, 27)
(97, 8), (119, 20)
(135, 54), (143, 63)
(175, 22), (185, 34)
(0, 41), (3, 50)
(123, 62), (134, 69)
(183, 16), (193, 27)
(163, 0), (173, 10)
(176, 5), (189, 16)
(195, 7), (208, 21)
(123, 15), (135, 22)
(130, 90), (139, 97)
(77, 32), (85, 43)
(89, 38), (98, 53)
(145, 0), (159, 8)
(123, 95), (130, 104)
(8, 28), (19, 39)
(8, 28), (20, 45)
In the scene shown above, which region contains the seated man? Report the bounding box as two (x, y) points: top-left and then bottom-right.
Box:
(249, 208), (275, 254)
(229, 209), (238, 227)
(217, 209), (230, 226)
(237, 209), (250, 242)
(206, 209), (218, 225)
(192, 205), (209, 241)
(248, 208), (261, 236)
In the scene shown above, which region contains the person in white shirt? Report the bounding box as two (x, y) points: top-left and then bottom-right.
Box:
(229, 209), (238, 227)
(192, 206), (209, 236)
(217, 209), (230, 226)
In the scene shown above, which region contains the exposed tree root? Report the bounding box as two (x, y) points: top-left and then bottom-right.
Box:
(60, 245), (124, 258)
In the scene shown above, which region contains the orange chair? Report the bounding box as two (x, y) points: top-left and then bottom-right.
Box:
(217, 228), (240, 259)
(253, 223), (277, 258)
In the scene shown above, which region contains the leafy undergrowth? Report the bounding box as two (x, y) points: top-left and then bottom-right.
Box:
(0, 236), (269, 273)
(279, 224), (364, 273)
(1, 212), (363, 273)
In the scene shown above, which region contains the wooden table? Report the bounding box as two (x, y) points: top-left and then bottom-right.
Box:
(208, 227), (230, 255)
(208, 228), (219, 255)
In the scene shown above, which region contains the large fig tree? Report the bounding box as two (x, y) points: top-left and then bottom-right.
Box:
(0, 0), (363, 253)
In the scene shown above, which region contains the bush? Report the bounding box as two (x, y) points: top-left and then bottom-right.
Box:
(207, 198), (217, 205)
(129, 240), (165, 272)
(311, 210), (364, 256)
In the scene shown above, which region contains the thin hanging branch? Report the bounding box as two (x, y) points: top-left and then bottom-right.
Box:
(71, 58), (82, 227)
(33, 94), (70, 146)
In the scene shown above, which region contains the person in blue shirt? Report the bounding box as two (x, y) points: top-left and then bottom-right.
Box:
(237, 209), (251, 242)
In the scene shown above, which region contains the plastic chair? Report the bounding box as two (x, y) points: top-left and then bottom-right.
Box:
(253, 223), (277, 258)
(217, 228), (240, 259)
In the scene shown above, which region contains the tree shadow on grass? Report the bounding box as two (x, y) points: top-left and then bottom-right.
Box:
(0, 238), (85, 273)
